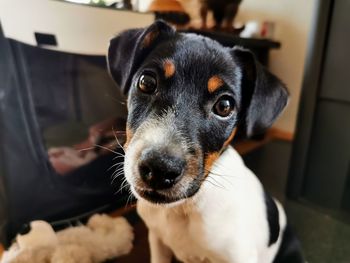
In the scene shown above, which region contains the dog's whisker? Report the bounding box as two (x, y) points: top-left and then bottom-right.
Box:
(204, 169), (233, 178)
(111, 170), (125, 183)
(205, 175), (227, 188)
(112, 172), (125, 181)
(111, 170), (124, 178)
(108, 161), (124, 169)
(202, 178), (226, 190)
(107, 161), (124, 172)
(112, 154), (125, 160)
(204, 169), (236, 187)
(210, 163), (242, 179)
(112, 152), (125, 157)
(125, 191), (135, 209)
(111, 167), (123, 175)
(111, 173), (124, 183)
(113, 182), (127, 195)
(111, 171), (125, 183)
(94, 144), (118, 154)
(112, 127), (126, 151)
(78, 146), (95, 152)
(184, 172), (228, 191)
(206, 175), (229, 191)
(114, 178), (129, 193)
(111, 166), (124, 175)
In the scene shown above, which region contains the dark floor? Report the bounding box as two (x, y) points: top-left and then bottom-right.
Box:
(244, 139), (350, 263)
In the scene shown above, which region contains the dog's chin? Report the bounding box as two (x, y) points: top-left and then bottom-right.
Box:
(131, 183), (200, 206)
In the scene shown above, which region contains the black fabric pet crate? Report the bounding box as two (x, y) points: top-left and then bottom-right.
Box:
(0, 1), (154, 246)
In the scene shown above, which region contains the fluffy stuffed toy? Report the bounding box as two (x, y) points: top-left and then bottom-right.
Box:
(1, 214), (134, 263)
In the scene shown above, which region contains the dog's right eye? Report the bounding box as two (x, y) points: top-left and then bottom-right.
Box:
(138, 73), (157, 94)
(213, 95), (235, 118)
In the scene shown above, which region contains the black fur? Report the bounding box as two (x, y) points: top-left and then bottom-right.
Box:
(231, 49), (289, 136)
(274, 224), (304, 263)
(108, 20), (288, 139)
(264, 191), (280, 246)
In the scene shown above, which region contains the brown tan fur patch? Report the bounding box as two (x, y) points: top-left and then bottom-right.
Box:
(142, 30), (159, 48)
(207, 75), (224, 93)
(223, 128), (237, 148)
(163, 59), (176, 78)
(186, 157), (200, 180)
(124, 125), (133, 149)
(204, 152), (220, 175)
(204, 128), (237, 175)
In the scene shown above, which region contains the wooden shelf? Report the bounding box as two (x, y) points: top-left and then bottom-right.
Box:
(234, 128), (293, 155)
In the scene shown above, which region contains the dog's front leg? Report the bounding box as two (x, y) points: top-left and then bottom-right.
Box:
(149, 231), (173, 263)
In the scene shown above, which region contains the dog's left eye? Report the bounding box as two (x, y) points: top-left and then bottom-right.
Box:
(138, 73), (157, 94)
(213, 96), (235, 118)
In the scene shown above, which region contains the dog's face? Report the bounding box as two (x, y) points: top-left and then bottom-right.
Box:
(108, 21), (288, 204)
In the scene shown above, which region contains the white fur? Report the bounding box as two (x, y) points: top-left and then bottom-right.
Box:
(137, 146), (286, 263)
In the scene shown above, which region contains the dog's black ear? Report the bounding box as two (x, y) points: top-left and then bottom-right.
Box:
(231, 47), (289, 137)
(107, 20), (176, 95)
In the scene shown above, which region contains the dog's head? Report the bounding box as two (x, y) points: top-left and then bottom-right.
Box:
(108, 21), (288, 204)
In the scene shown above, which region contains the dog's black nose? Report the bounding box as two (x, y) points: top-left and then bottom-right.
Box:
(138, 149), (185, 190)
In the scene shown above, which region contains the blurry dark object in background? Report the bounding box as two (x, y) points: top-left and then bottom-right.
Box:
(148, 0), (190, 26)
(109, 0), (132, 10)
(154, 12), (190, 26)
(200, 0), (243, 32)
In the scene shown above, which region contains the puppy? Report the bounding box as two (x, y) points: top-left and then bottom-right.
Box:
(108, 21), (304, 263)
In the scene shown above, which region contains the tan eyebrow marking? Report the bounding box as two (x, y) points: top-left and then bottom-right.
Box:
(163, 59), (176, 78)
(208, 75), (224, 93)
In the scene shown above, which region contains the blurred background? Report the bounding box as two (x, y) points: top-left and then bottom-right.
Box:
(0, 0), (349, 262)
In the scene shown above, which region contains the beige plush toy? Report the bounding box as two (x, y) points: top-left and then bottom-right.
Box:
(1, 214), (134, 263)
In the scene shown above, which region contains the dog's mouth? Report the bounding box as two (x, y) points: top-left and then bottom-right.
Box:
(134, 187), (177, 204)
(130, 173), (203, 204)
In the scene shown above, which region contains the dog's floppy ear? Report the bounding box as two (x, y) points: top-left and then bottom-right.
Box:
(107, 20), (175, 95)
(231, 47), (289, 137)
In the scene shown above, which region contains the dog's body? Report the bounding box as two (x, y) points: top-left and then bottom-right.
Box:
(138, 146), (286, 263)
(107, 21), (304, 263)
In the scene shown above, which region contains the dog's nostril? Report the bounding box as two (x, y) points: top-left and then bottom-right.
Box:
(139, 163), (153, 182)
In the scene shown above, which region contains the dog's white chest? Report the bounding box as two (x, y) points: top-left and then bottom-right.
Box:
(137, 201), (226, 263)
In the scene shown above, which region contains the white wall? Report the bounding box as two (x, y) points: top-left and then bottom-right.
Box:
(236, 0), (317, 134)
(0, 0), (154, 55)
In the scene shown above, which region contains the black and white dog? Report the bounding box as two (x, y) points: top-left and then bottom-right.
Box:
(108, 20), (304, 263)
